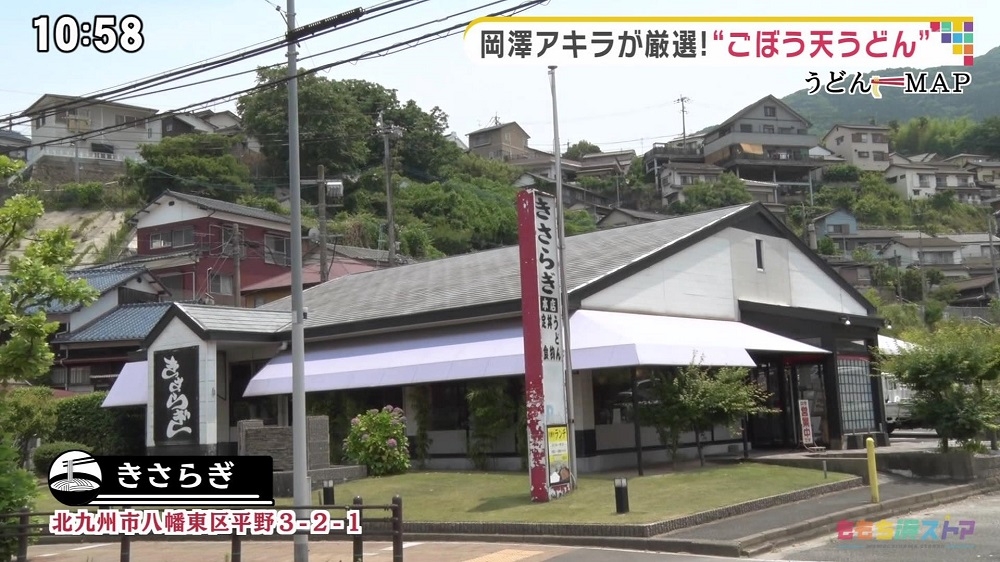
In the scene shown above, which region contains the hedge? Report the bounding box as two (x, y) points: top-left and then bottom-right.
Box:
(33, 442), (91, 476)
(50, 392), (145, 456)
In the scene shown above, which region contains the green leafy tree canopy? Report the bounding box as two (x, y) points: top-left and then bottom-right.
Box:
(127, 134), (253, 201)
(563, 140), (601, 161)
(669, 172), (754, 214)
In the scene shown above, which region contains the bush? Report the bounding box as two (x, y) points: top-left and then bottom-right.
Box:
(0, 439), (37, 561)
(33, 442), (91, 476)
(343, 406), (410, 476)
(51, 392), (145, 455)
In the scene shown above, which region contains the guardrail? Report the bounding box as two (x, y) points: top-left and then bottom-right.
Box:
(0, 496), (403, 562)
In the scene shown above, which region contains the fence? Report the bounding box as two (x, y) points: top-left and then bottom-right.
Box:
(0, 496), (403, 562)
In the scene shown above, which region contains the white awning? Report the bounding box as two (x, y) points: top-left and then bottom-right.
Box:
(878, 335), (916, 355)
(102, 361), (147, 408)
(243, 310), (829, 397)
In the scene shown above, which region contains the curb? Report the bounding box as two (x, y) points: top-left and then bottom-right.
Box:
(737, 477), (1000, 557)
(27, 477), (860, 548)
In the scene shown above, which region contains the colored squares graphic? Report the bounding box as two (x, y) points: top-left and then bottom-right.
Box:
(931, 21), (940, 31)
(941, 22), (952, 32)
(965, 21), (974, 31)
(965, 44), (974, 54)
(965, 56), (974, 66)
(953, 44), (963, 54)
(942, 33), (951, 43)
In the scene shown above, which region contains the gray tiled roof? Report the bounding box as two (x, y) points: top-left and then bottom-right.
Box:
(0, 129), (30, 144)
(602, 208), (672, 222)
(261, 204), (752, 330)
(176, 302), (291, 334)
(55, 301), (172, 343)
(42, 267), (148, 314)
(162, 190), (292, 225)
(81, 249), (198, 270)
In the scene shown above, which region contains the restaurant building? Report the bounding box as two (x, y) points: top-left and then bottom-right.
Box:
(104, 202), (889, 470)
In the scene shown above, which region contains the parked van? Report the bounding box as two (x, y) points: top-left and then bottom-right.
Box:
(882, 373), (916, 433)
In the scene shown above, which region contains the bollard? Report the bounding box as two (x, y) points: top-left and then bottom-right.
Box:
(16, 507), (29, 562)
(614, 477), (629, 514)
(823, 460), (828, 479)
(120, 505), (131, 562)
(866, 437), (880, 503)
(231, 530), (242, 562)
(391, 495), (403, 562)
(322, 480), (335, 505)
(352, 496), (364, 562)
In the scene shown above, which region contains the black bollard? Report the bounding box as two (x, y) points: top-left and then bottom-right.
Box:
(614, 478), (629, 514)
(352, 496), (364, 562)
(322, 480), (334, 505)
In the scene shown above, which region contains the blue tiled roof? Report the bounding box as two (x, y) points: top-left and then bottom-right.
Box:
(54, 301), (173, 343)
(40, 267), (148, 314)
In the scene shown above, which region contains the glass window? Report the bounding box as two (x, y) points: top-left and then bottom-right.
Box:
(837, 355), (876, 433)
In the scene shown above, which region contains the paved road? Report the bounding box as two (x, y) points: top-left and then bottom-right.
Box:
(26, 540), (812, 561)
(768, 490), (1000, 561)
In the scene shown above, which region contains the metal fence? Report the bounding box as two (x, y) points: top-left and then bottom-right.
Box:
(0, 496), (403, 562)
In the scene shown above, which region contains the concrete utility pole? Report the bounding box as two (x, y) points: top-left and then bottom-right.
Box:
(674, 96), (690, 142)
(987, 208), (999, 304)
(548, 65), (578, 482)
(379, 113), (402, 268)
(317, 164), (329, 282)
(284, 1), (309, 559)
(231, 223), (242, 307)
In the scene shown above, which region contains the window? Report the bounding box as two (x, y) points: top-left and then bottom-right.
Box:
(873, 151), (888, 161)
(253, 296), (267, 308)
(762, 125), (775, 134)
(165, 121), (173, 132)
(857, 151), (870, 158)
(763, 106), (776, 117)
(150, 227), (194, 249)
(681, 175), (693, 185)
(69, 366), (91, 386)
(210, 274), (234, 295)
(797, 128), (808, 135)
(115, 114), (146, 130)
(984, 174), (995, 183)
(828, 224), (848, 234)
(912, 189), (920, 197)
(471, 134), (490, 147)
(210, 225), (235, 255)
(51, 367), (66, 385)
(755, 239), (764, 270)
(851, 133), (868, 143)
(837, 355), (876, 433)
(429, 381), (470, 430)
(264, 234), (290, 266)
(147, 127), (153, 139)
(503, 132), (510, 143)
(835, 136), (844, 146)
(872, 133), (888, 143)
(740, 124), (753, 133)
(778, 127), (793, 134)
(34, 114), (46, 128)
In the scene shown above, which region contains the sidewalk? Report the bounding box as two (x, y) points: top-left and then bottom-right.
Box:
(660, 476), (954, 541)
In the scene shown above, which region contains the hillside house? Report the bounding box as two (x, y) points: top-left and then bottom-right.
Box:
(810, 209), (858, 253)
(575, 150), (636, 179)
(43, 266), (167, 391)
(702, 95), (823, 203)
(949, 275), (999, 306)
(20, 94), (162, 184)
(596, 208), (671, 228)
(659, 162), (724, 205)
(880, 237), (966, 279)
(821, 125), (891, 172)
(643, 135), (706, 182)
(0, 128), (30, 160)
(947, 233), (1000, 262)
(514, 173), (613, 215)
(160, 109), (262, 155)
(466, 121), (532, 161)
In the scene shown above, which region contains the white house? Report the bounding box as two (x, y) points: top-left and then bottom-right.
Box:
(884, 154), (980, 202)
(945, 233), (1000, 261)
(22, 94), (162, 167)
(880, 236), (964, 269)
(103, 202), (893, 469)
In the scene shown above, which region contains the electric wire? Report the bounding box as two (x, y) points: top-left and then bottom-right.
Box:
(16, 0), (547, 153)
(3, 0), (428, 127)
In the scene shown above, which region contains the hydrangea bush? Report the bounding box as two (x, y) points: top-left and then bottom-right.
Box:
(343, 406), (410, 476)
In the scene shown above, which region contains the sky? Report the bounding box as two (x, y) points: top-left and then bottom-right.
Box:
(1, 0), (998, 157)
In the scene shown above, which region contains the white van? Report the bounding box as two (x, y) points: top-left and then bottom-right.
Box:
(882, 373), (915, 433)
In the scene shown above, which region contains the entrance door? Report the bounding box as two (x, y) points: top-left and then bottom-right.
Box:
(749, 361), (792, 448)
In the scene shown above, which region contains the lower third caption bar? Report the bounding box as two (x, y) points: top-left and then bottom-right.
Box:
(49, 509), (363, 535)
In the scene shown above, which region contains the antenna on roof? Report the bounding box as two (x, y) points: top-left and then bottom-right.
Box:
(489, 114), (501, 127)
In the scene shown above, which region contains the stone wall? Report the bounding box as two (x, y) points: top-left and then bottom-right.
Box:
(239, 416), (331, 471)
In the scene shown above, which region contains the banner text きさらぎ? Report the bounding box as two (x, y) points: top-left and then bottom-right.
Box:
(463, 16), (976, 67)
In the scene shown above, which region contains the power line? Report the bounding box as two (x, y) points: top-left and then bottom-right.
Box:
(2, 0), (427, 127)
(16, 0), (547, 153)
(95, 0), (514, 105)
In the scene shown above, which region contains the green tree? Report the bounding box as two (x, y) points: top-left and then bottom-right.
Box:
(892, 116), (976, 155)
(236, 194), (289, 216)
(125, 134), (253, 201)
(880, 322), (1000, 451)
(853, 173), (906, 224)
(466, 379), (517, 470)
(959, 116), (1000, 157)
(815, 185), (857, 211)
(0, 386), (58, 466)
(817, 237), (838, 255)
(0, 437), (36, 560)
(238, 66), (370, 179)
(638, 368), (694, 469)
(443, 153), (521, 185)
(0, 155), (23, 180)
(822, 164), (862, 182)
(565, 209), (597, 235)
(0, 196), (98, 384)
(668, 172), (754, 214)
(563, 140), (601, 161)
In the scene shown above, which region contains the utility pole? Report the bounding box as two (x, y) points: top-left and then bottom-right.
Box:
(987, 208), (999, 303)
(284, 1), (309, 559)
(231, 223), (242, 307)
(72, 141), (80, 183)
(317, 164), (329, 282)
(379, 112), (402, 268)
(548, 65), (578, 483)
(674, 96), (690, 142)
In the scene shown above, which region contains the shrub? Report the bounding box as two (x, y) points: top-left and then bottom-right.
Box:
(343, 406), (410, 476)
(33, 442), (91, 476)
(51, 392), (145, 455)
(0, 439), (37, 561)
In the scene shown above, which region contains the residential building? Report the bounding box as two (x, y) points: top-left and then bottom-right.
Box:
(0, 128), (30, 160)
(810, 145), (846, 164)
(884, 154), (980, 202)
(701, 95), (822, 202)
(964, 160), (1000, 201)
(811, 209), (858, 245)
(509, 149), (583, 180)
(823, 257), (873, 289)
(466, 121), (531, 161)
(659, 162), (724, 206)
(43, 266), (167, 392)
(942, 153), (992, 167)
(161, 109), (262, 154)
(575, 150), (636, 179)
(880, 236), (964, 271)
(946, 233), (1000, 261)
(949, 275), (999, 306)
(105, 202), (890, 464)
(642, 136), (706, 185)
(821, 124), (892, 172)
(445, 132), (469, 152)
(513, 173), (613, 217)
(20, 94), (161, 183)
(596, 208), (671, 228)
(743, 180), (786, 220)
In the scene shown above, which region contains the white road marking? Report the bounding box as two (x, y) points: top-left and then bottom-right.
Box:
(68, 543), (112, 551)
(381, 542), (423, 550)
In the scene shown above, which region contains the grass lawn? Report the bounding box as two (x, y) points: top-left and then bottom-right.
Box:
(31, 464), (851, 524)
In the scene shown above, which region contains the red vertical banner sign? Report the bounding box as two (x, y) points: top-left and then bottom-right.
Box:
(517, 189), (572, 503)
